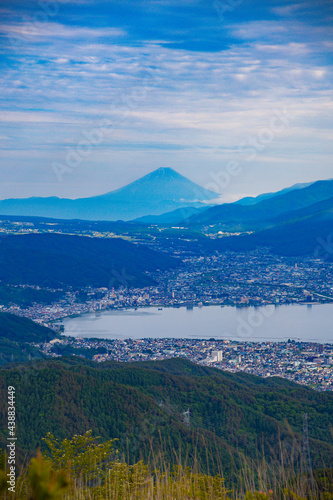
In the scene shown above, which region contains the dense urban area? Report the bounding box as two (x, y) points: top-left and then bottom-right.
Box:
(1, 221), (333, 392)
(1, 251), (331, 392)
(3, 250), (333, 322)
(39, 337), (333, 392)
(2, 250), (333, 320)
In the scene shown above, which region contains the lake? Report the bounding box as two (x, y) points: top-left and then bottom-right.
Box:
(62, 303), (333, 343)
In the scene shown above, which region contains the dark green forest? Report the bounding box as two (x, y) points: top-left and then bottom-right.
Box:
(0, 233), (179, 289)
(0, 312), (56, 343)
(214, 219), (333, 257)
(0, 312), (56, 365)
(0, 284), (65, 308)
(0, 357), (332, 484)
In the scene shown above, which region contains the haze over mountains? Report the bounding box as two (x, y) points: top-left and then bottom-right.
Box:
(234, 181), (315, 206)
(186, 179), (333, 228)
(1, 169), (333, 258)
(0, 167), (217, 221)
(1, 167), (332, 228)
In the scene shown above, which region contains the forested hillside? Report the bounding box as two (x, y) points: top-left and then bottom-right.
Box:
(0, 358), (332, 483)
(0, 233), (179, 288)
(214, 218), (333, 256)
(0, 313), (56, 365)
(187, 179), (333, 227)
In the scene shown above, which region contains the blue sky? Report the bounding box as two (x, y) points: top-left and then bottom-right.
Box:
(0, 0), (332, 201)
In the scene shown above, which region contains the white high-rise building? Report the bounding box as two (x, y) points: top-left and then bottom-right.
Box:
(212, 350), (223, 362)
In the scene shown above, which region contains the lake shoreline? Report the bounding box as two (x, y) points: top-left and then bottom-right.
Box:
(61, 303), (333, 343)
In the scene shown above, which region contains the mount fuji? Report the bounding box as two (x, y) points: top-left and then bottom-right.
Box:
(0, 168), (217, 221)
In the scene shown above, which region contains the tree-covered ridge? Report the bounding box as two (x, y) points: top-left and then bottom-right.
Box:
(0, 313), (56, 365)
(0, 284), (65, 309)
(0, 233), (179, 288)
(0, 358), (332, 483)
(214, 218), (333, 257)
(0, 313), (56, 343)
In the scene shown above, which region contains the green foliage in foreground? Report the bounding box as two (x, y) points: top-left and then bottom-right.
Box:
(0, 432), (332, 499)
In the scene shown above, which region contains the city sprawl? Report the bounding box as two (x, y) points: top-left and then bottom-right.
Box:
(38, 336), (333, 392)
(2, 250), (332, 391)
(3, 250), (333, 321)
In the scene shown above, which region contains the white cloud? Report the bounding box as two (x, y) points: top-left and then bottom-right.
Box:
(0, 22), (125, 39)
(271, 3), (309, 17)
(254, 42), (310, 55)
(228, 19), (333, 44)
(0, 13), (332, 198)
(0, 111), (79, 123)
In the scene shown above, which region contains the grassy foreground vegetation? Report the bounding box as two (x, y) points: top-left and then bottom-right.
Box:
(1, 358), (332, 486)
(1, 358), (332, 498)
(0, 431), (332, 499)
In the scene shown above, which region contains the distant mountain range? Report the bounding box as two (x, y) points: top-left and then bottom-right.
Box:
(0, 167), (216, 221)
(195, 181), (333, 257)
(1, 167), (332, 227)
(185, 179), (333, 229)
(138, 179), (333, 257)
(1, 170), (333, 259)
(234, 181), (315, 206)
(130, 177), (332, 226)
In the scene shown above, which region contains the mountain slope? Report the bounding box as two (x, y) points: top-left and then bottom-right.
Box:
(0, 312), (55, 343)
(235, 181), (315, 206)
(0, 168), (217, 221)
(0, 357), (332, 482)
(267, 196), (333, 225)
(0, 233), (179, 288)
(187, 179), (333, 229)
(134, 205), (210, 224)
(214, 216), (333, 257)
(0, 312), (56, 365)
